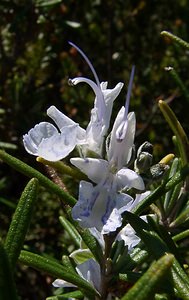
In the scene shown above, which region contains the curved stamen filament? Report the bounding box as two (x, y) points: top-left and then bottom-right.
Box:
(69, 41), (101, 88)
(69, 42), (106, 120)
(124, 65), (135, 119)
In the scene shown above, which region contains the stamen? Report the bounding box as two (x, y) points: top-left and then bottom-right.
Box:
(68, 42), (106, 120)
(124, 65), (135, 118)
(69, 41), (101, 88)
(115, 67), (135, 143)
(68, 77), (106, 120)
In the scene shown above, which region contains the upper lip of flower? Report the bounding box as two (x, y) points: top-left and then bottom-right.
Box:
(23, 42), (124, 160)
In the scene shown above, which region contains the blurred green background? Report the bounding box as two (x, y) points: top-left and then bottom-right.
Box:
(1, 0), (189, 299)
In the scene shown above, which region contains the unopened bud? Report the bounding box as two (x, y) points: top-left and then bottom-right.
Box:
(135, 151), (153, 173)
(150, 163), (169, 181)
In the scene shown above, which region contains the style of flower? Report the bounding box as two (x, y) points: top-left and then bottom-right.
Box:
(23, 42), (123, 161)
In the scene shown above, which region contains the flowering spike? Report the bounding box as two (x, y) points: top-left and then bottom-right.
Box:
(124, 65), (135, 118)
(69, 41), (101, 88)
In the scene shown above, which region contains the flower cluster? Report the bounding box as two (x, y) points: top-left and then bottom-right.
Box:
(23, 43), (149, 296)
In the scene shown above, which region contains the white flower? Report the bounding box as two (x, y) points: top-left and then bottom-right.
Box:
(71, 66), (144, 192)
(23, 42), (123, 161)
(53, 258), (101, 293)
(71, 66), (145, 234)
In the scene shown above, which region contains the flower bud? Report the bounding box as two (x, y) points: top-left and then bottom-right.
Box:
(150, 163), (169, 181)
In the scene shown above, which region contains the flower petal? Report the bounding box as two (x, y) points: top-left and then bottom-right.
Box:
(101, 206), (122, 234)
(116, 224), (141, 252)
(37, 124), (79, 161)
(23, 122), (58, 156)
(129, 191), (151, 210)
(101, 81), (124, 128)
(116, 168), (145, 190)
(47, 105), (86, 141)
(71, 158), (109, 183)
(52, 279), (76, 288)
(76, 259), (101, 292)
(72, 181), (107, 230)
(108, 109), (136, 169)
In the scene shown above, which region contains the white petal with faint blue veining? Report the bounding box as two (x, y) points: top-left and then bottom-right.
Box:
(23, 122), (58, 156)
(37, 124), (79, 161)
(108, 109), (136, 169)
(71, 158), (109, 183)
(76, 259), (101, 292)
(116, 168), (145, 191)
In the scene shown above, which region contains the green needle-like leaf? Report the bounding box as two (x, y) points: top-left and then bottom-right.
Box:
(46, 290), (83, 299)
(164, 157), (180, 210)
(0, 150), (76, 206)
(19, 250), (99, 298)
(4, 178), (38, 268)
(161, 31), (189, 50)
(0, 241), (19, 300)
(75, 226), (103, 264)
(117, 246), (149, 273)
(158, 100), (189, 166)
(121, 254), (174, 300)
(124, 211), (189, 299)
(59, 215), (81, 247)
(132, 164), (189, 216)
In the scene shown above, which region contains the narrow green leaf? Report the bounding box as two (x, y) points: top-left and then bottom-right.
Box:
(35, 0), (62, 7)
(164, 157), (180, 210)
(118, 246), (149, 272)
(161, 31), (189, 50)
(59, 215), (81, 247)
(0, 150), (76, 206)
(170, 205), (189, 227)
(124, 212), (168, 258)
(166, 181), (182, 216)
(171, 259), (189, 300)
(19, 250), (99, 298)
(0, 241), (19, 300)
(154, 293), (170, 300)
(173, 229), (189, 242)
(158, 100), (189, 166)
(61, 255), (76, 273)
(121, 254), (174, 300)
(75, 227), (103, 264)
(46, 290), (83, 299)
(0, 196), (16, 209)
(146, 216), (181, 263)
(61, 210), (103, 264)
(166, 68), (189, 104)
(132, 164), (189, 215)
(4, 178), (38, 268)
(124, 212), (189, 298)
(119, 272), (141, 283)
(0, 141), (17, 150)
